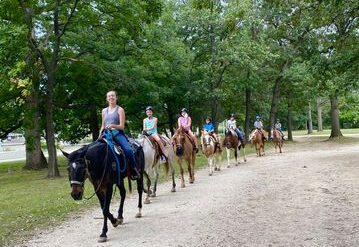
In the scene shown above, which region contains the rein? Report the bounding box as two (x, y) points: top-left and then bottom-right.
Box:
(83, 142), (109, 200)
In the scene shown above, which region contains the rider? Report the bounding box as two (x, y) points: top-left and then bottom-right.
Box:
(143, 106), (167, 161)
(203, 117), (221, 150)
(254, 115), (266, 141)
(99, 90), (140, 180)
(226, 113), (245, 141)
(274, 118), (285, 140)
(177, 108), (198, 152)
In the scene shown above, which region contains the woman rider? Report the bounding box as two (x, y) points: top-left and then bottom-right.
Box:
(226, 113), (244, 141)
(98, 90), (140, 180)
(177, 108), (198, 152)
(143, 106), (167, 161)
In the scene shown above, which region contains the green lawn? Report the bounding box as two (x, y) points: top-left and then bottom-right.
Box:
(0, 145), (259, 246)
(292, 128), (359, 136)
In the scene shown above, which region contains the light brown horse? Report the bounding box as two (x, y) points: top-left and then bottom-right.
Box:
(223, 128), (247, 167)
(272, 129), (283, 153)
(201, 131), (222, 175)
(250, 129), (265, 156)
(172, 127), (196, 188)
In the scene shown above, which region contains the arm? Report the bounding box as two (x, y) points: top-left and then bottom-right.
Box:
(98, 109), (105, 139)
(143, 119), (146, 131)
(178, 117), (182, 128)
(187, 117), (192, 128)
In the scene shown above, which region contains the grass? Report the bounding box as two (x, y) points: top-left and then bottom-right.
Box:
(292, 128), (359, 136)
(0, 157), (96, 247)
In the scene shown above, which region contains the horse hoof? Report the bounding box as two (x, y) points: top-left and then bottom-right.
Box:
(144, 198), (151, 204)
(209, 172), (213, 176)
(171, 188), (176, 192)
(227, 165), (231, 168)
(244, 159), (247, 162)
(214, 167), (218, 171)
(217, 168), (221, 171)
(112, 217), (123, 227)
(135, 213), (142, 218)
(181, 184), (185, 188)
(150, 192), (156, 197)
(98, 237), (107, 243)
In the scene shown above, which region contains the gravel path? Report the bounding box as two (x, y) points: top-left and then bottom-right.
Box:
(18, 139), (359, 247)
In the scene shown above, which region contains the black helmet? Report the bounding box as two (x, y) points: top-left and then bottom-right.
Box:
(180, 108), (188, 113)
(146, 106), (153, 111)
(230, 113), (235, 118)
(205, 116), (212, 122)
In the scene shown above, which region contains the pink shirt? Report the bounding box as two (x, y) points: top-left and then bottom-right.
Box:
(178, 116), (191, 131)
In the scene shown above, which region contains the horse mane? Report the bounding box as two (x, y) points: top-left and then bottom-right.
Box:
(68, 145), (89, 161)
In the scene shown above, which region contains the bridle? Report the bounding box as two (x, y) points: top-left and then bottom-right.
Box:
(69, 143), (110, 200)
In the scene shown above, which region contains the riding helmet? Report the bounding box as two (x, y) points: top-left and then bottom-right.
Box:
(146, 106), (153, 112)
(205, 116), (212, 122)
(256, 115), (261, 119)
(230, 113), (235, 118)
(181, 108), (188, 113)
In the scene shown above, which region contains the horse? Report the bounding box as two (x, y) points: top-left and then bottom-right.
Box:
(62, 137), (144, 243)
(222, 128), (247, 167)
(201, 131), (222, 176)
(272, 129), (284, 153)
(138, 134), (176, 204)
(249, 129), (265, 156)
(172, 126), (196, 188)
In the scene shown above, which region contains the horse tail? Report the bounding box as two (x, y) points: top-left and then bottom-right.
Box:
(163, 161), (169, 177)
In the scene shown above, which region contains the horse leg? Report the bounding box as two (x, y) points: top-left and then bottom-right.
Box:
(243, 145), (247, 162)
(170, 160), (176, 192)
(226, 148), (231, 168)
(116, 181), (126, 224)
(191, 153), (196, 183)
(234, 148), (238, 166)
(98, 187), (116, 242)
(262, 143), (265, 156)
(187, 158), (193, 183)
(256, 143), (260, 156)
(237, 146), (241, 165)
(178, 158), (185, 188)
(151, 164), (159, 197)
(135, 174), (144, 218)
(143, 171), (151, 204)
(209, 156), (213, 176)
(279, 142), (283, 153)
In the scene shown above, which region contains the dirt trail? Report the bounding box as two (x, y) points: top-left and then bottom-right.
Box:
(17, 138), (359, 247)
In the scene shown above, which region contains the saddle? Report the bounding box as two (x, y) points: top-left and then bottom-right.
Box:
(184, 132), (197, 151)
(144, 134), (168, 158)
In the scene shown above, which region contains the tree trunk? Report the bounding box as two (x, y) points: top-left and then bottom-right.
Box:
(211, 96), (220, 133)
(89, 103), (99, 141)
(23, 90), (48, 170)
(329, 96), (343, 138)
(307, 102), (313, 134)
(46, 72), (60, 177)
(287, 96), (293, 141)
(317, 97), (323, 132)
(269, 60), (288, 137)
(244, 87), (251, 141)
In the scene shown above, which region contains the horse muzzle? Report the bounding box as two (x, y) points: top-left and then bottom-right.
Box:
(175, 146), (184, 156)
(71, 183), (84, 200)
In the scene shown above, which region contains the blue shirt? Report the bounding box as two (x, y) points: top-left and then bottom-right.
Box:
(203, 123), (214, 133)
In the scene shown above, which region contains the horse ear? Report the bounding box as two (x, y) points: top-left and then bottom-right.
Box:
(61, 149), (70, 159)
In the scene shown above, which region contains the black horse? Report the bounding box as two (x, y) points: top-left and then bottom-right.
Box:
(63, 139), (144, 243)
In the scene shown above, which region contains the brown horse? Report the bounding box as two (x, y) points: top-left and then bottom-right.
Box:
(172, 127), (196, 188)
(223, 128), (247, 167)
(201, 131), (222, 175)
(272, 129), (283, 153)
(250, 129), (265, 156)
